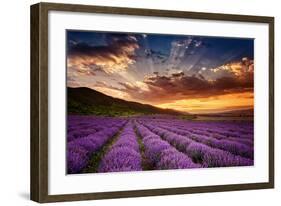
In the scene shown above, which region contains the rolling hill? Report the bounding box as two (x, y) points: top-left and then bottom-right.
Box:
(67, 87), (186, 117)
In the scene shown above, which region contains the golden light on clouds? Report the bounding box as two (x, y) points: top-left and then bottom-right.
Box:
(156, 92), (253, 114)
(67, 34), (139, 74)
(210, 58), (254, 78)
(93, 86), (132, 100)
(67, 53), (137, 74)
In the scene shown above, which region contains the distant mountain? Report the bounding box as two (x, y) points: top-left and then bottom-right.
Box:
(198, 108), (254, 117)
(218, 109), (254, 117)
(67, 87), (185, 117)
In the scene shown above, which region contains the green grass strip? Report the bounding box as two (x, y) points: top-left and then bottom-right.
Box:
(82, 125), (125, 173)
(133, 123), (154, 171)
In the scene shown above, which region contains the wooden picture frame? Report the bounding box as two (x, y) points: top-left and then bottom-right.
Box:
(30, 2), (274, 203)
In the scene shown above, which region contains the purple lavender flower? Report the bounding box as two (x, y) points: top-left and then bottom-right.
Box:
(156, 148), (201, 169)
(135, 122), (200, 169)
(67, 144), (89, 173)
(67, 115), (254, 173)
(98, 146), (142, 172)
(98, 123), (142, 172)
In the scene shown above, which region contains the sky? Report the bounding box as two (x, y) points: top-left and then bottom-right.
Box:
(67, 30), (254, 114)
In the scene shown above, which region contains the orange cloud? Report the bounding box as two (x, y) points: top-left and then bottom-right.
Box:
(76, 56), (254, 113)
(67, 35), (139, 74)
(211, 57), (254, 78)
(117, 59), (254, 104)
(90, 58), (254, 109)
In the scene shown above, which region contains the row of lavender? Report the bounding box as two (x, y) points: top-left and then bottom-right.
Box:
(67, 115), (126, 142)
(67, 116), (128, 173)
(98, 122), (142, 172)
(161, 121), (253, 147)
(134, 122), (201, 169)
(137, 121), (253, 167)
(67, 115), (254, 174)
(76, 119), (252, 172)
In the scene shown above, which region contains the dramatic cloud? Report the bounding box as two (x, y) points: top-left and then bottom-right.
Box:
(67, 35), (139, 74)
(94, 81), (108, 88)
(211, 57), (254, 78)
(67, 31), (254, 113)
(67, 76), (81, 87)
(115, 59), (254, 104)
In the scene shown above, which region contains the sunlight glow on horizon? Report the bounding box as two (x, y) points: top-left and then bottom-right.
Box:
(156, 92), (254, 114)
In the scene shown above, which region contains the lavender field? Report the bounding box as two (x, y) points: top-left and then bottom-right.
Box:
(67, 115), (254, 174)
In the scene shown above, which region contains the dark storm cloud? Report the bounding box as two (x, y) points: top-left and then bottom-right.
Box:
(67, 34), (139, 73)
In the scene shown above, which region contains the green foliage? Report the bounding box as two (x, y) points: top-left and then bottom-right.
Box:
(134, 126), (154, 170)
(68, 99), (144, 117)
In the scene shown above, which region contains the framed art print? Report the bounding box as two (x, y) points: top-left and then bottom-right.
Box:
(30, 3), (274, 203)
